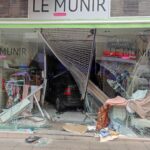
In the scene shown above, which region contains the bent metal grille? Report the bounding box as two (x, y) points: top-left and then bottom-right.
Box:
(40, 29), (94, 99)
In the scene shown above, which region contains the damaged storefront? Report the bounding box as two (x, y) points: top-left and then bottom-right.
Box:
(0, 30), (47, 129)
(0, 0), (150, 142)
(41, 28), (150, 140)
(0, 28), (150, 140)
(0, 29), (99, 134)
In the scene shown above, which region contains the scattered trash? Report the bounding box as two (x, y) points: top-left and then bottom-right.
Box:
(87, 125), (96, 131)
(100, 128), (110, 137)
(100, 134), (119, 143)
(25, 136), (51, 146)
(36, 138), (50, 146)
(13, 117), (49, 129)
(63, 123), (87, 134)
(95, 128), (119, 142)
(25, 136), (41, 143)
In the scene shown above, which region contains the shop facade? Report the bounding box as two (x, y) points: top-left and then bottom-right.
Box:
(0, 0), (150, 139)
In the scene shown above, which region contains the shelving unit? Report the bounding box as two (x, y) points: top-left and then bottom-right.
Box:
(96, 55), (137, 98)
(99, 56), (136, 64)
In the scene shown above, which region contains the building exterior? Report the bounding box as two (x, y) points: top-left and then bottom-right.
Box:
(0, 0), (150, 138)
(0, 0), (150, 28)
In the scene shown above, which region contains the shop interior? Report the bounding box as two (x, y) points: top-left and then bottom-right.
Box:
(0, 28), (150, 137)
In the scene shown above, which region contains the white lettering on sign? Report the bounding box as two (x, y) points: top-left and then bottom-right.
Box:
(28, 0), (110, 20)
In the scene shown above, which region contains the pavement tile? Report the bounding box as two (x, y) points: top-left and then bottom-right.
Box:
(143, 142), (150, 150)
(108, 142), (127, 150)
(0, 141), (17, 147)
(13, 147), (33, 150)
(50, 148), (70, 150)
(69, 140), (90, 149)
(33, 140), (70, 150)
(48, 140), (89, 150)
(0, 148), (14, 150)
(50, 140), (69, 147)
(32, 147), (51, 150)
(15, 142), (35, 148)
(125, 141), (148, 150)
(0, 133), (8, 138)
(89, 141), (109, 150)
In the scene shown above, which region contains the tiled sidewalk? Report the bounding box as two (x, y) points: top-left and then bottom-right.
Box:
(0, 136), (149, 150)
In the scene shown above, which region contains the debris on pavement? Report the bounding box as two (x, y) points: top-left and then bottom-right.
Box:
(95, 128), (119, 142)
(87, 125), (96, 132)
(36, 137), (51, 146)
(25, 136), (51, 146)
(13, 117), (49, 129)
(25, 136), (41, 143)
(63, 123), (88, 134)
(0, 99), (31, 123)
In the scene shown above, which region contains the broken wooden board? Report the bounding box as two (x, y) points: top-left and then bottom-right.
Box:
(63, 123), (88, 134)
(87, 80), (109, 104)
(0, 99), (30, 123)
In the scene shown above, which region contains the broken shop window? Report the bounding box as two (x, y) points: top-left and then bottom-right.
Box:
(0, 28), (149, 141)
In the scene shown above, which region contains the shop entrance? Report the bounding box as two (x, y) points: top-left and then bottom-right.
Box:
(44, 54), (87, 124)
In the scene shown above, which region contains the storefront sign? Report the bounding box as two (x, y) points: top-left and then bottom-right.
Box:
(28, 0), (110, 20)
(0, 48), (27, 56)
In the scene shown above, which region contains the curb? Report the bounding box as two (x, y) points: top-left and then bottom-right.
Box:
(0, 130), (149, 142)
(0, 130), (94, 141)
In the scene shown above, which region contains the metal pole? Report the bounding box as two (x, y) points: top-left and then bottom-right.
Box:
(41, 43), (47, 106)
(82, 29), (96, 100)
(34, 95), (45, 118)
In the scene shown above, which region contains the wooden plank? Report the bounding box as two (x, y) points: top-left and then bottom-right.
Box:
(33, 95), (45, 118)
(87, 80), (109, 104)
(0, 98), (30, 123)
(70, 66), (108, 104)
